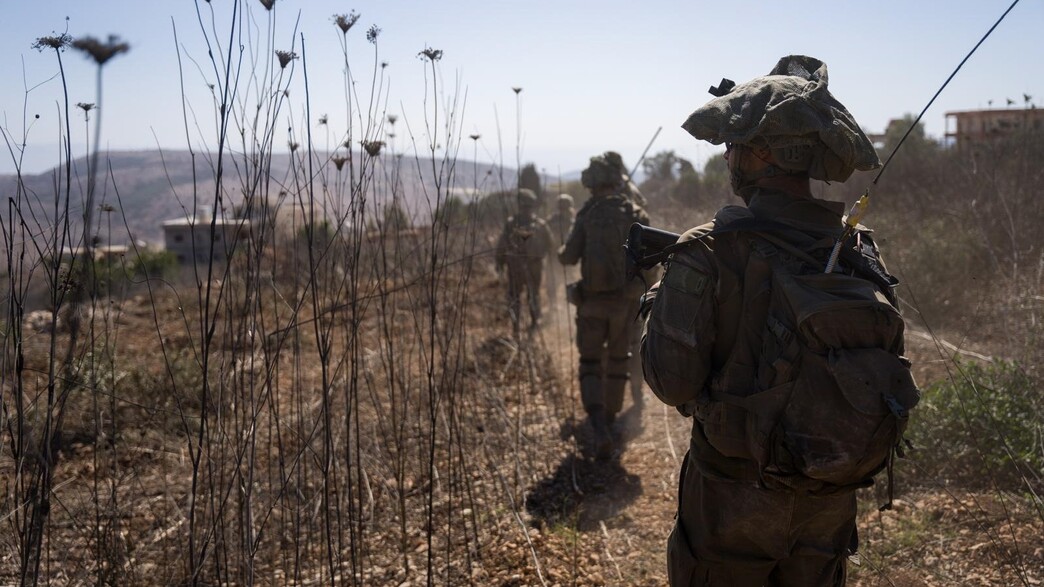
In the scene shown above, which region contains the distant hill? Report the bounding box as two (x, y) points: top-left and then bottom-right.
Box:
(0, 149), (531, 246)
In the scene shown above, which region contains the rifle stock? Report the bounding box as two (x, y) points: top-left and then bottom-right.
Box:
(625, 223), (681, 279)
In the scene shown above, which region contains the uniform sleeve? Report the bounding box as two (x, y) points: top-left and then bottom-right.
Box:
(558, 216), (584, 266)
(640, 248), (718, 408)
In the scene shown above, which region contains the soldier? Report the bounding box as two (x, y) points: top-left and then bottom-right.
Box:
(495, 188), (554, 335)
(544, 193), (576, 309)
(641, 56), (901, 585)
(602, 150), (647, 206)
(547, 194), (576, 249)
(559, 152), (649, 458)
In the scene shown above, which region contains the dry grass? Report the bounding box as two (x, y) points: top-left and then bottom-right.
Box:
(1, 3), (1042, 586)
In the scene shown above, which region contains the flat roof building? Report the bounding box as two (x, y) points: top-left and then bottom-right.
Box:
(945, 107), (1044, 149)
(161, 215), (249, 265)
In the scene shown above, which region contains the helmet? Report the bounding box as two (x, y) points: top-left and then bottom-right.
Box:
(681, 55), (880, 182)
(517, 188), (538, 208)
(581, 153), (625, 189)
(557, 193), (574, 208)
(603, 151), (626, 174)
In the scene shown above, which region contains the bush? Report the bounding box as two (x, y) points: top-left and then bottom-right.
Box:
(906, 359), (1043, 492)
(130, 248), (178, 279)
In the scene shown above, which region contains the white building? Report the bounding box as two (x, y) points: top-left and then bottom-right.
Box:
(161, 213), (250, 265)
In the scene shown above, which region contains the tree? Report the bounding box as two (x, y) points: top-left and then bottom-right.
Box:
(435, 195), (468, 228)
(382, 201), (411, 231)
(702, 155), (729, 196)
(639, 150), (701, 202)
(881, 114), (939, 163)
(670, 158), (701, 203)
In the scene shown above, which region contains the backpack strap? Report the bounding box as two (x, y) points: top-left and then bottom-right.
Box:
(648, 217), (898, 292)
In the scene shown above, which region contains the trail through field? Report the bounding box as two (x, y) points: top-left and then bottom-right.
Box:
(508, 295), (689, 586)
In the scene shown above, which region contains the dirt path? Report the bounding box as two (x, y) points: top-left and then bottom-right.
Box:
(515, 298), (686, 586)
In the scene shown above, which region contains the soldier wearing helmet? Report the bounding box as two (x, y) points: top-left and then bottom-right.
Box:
(559, 152), (650, 458)
(544, 193), (576, 309)
(547, 193), (576, 246)
(641, 56), (887, 585)
(496, 188), (554, 336)
(603, 150), (647, 206)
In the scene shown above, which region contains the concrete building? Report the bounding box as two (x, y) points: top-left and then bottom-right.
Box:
(945, 107), (1044, 149)
(161, 214), (249, 265)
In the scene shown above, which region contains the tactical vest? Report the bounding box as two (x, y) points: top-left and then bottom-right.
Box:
(578, 194), (641, 294)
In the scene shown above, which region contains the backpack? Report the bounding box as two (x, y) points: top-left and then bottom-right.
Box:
(698, 219), (920, 496)
(501, 215), (550, 260)
(579, 194), (640, 294)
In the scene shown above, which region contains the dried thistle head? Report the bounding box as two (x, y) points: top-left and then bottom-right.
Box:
(333, 12), (360, 34)
(361, 140), (384, 157)
(469, 134), (481, 141)
(288, 141), (299, 152)
(259, 0), (275, 10)
(366, 25), (381, 44)
(76, 103), (95, 118)
(418, 47), (443, 62)
(318, 114), (328, 125)
(381, 61), (389, 69)
(387, 114), (398, 125)
(32, 33), (72, 52)
(72, 35), (129, 66)
(512, 87), (523, 94)
(275, 50), (297, 69)
(331, 155), (349, 171)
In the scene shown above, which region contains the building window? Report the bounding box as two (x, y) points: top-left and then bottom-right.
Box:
(174, 233), (184, 243)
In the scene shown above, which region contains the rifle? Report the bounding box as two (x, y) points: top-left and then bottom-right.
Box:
(624, 219), (899, 291)
(624, 222), (681, 280)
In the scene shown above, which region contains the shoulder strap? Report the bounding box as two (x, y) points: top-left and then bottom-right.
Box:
(650, 217), (898, 291)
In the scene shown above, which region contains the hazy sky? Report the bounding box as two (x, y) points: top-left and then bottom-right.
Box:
(1, 0), (1040, 177)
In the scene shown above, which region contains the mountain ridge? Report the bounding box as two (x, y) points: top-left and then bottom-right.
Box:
(0, 149), (535, 245)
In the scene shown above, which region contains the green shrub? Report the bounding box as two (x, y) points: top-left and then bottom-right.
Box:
(907, 359), (1043, 491)
(130, 248), (178, 279)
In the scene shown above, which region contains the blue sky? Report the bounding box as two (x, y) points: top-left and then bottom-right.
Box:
(1, 0), (1040, 176)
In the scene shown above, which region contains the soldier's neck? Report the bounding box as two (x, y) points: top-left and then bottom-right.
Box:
(753, 174), (812, 200)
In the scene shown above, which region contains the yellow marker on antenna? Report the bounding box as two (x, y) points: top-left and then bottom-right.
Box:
(844, 193), (870, 230)
(826, 191), (871, 273)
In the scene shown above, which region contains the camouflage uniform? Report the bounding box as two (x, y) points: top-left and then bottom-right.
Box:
(559, 153), (649, 457)
(544, 194), (576, 308)
(604, 150), (647, 206)
(496, 189), (553, 334)
(641, 56), (885, 586)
